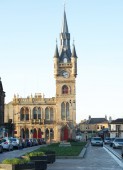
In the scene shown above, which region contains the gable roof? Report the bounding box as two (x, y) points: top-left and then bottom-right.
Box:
(88, 118), (108, 124)
(110, 118), (123, 124)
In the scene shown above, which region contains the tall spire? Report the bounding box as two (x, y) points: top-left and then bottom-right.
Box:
(59, 7), (71, 62)
(61, 8), (69, 33)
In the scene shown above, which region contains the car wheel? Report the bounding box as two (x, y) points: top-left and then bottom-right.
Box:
(8, 146), (10, 151)
(113, 144), (116, 149)
(0, 147), (3, 153)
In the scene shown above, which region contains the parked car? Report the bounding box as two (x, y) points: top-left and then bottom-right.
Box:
(37, 138), (43, 145)
(25, 139), (33, 147)
(10, 138), (20, 149)
(41, 138), (46, 144)
(0, 141), (3, 153)
(91, 137), (103, 146)
(104, 137), (111, 144)
(110, 138), (115, 147)
(0, 137), (13, 151)
(30, 138), (38, 146)
(112, 138), (123, 149)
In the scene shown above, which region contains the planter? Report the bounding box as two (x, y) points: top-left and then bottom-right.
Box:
(30, 156), (47, 170)
(45, 151), (56, 164)
(0, 162), (35, 170)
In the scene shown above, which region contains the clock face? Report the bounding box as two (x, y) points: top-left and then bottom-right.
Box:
(62, 71), (69, 78)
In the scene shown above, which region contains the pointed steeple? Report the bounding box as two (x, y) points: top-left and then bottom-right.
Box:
(59, 8), (71, 63)
(0, 77), (3, 91)
(72, 44), (77, 58)
(54, 43), (59, 58)
(61, 8), (69, 33)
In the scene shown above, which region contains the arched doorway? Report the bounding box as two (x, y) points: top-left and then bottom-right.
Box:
(25, 128), (29, 139)
(38, 129), (42, 138)
(45, 128), (49, 141)
(61, 126), (69, 141)
(33, 128), (37, 138)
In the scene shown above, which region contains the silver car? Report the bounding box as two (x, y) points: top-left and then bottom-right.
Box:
(91, 137), (103, 146)
(1, 137), (13, 151)
(10, 138), (20, 149)
(112, 138), (123, 149)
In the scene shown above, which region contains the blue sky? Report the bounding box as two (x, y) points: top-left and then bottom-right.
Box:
(0, 0), (123, 123)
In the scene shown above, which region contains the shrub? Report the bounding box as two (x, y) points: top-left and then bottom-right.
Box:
(27, 151), (45, 157)
(2, 157), (30, 165)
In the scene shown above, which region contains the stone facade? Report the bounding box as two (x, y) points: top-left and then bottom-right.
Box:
(4, 9), (78, 142)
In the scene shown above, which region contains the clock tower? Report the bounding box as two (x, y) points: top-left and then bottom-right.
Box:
(54, 9), (77, 141)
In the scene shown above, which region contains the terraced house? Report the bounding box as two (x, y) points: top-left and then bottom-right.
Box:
(5, 8), (78, 142)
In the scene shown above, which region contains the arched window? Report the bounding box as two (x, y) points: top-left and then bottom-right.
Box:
(25, 108), (29, 120)
(50, 108), (54, 121)
(20, 108), (24, 121)
(63, 58), (67, 63)
(45, 108), (49, 120)
(33, 107), (37, 119)
(62, 85), (68, 94)
(66, 102), (70, 119)
(61, 102), (65, 120)
(61, 102), (70, 120)
(38, 108), (41, 119)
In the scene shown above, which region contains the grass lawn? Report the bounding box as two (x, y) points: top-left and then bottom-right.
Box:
(37, 142), (87, 156)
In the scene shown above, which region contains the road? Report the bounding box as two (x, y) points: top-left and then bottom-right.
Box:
(47, 144), (123, 170)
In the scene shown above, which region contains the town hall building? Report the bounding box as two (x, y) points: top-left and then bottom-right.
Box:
(5, 9), (78, 142)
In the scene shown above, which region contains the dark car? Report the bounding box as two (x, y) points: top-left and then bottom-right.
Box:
(41, 138), (46, 144)
(25, 139), (33, 147)
(37, 138), (43, 145)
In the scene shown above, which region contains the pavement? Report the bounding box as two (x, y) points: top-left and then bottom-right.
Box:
(47, 143), (123, 170)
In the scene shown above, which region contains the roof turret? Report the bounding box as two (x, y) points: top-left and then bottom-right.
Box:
(0, 77), (3, 91)
(54, 44), (59, 58)
(71, 44), (77, 58)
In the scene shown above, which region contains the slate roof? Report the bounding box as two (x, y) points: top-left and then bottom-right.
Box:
(110, 118), (123, 124)
(88, 118), (108, 124)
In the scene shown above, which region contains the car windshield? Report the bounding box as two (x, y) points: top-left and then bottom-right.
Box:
(115, 139), (123, 142)
(105, 137), (110, 140)
(10, 139), (17, 141)
(92, 138), (102, 141)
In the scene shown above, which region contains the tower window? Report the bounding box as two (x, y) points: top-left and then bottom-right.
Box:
(63, 58), (67, 63)
(61, 102), (70, 120)
(62, 85), (68, 94)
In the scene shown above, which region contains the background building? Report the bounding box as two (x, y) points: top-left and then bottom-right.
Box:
(79, 116), (109, 140)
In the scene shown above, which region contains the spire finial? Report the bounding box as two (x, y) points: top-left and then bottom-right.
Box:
(73, 38), (75, 46)
(56, 38), (57, 45)
(64, 0), (66, 10)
